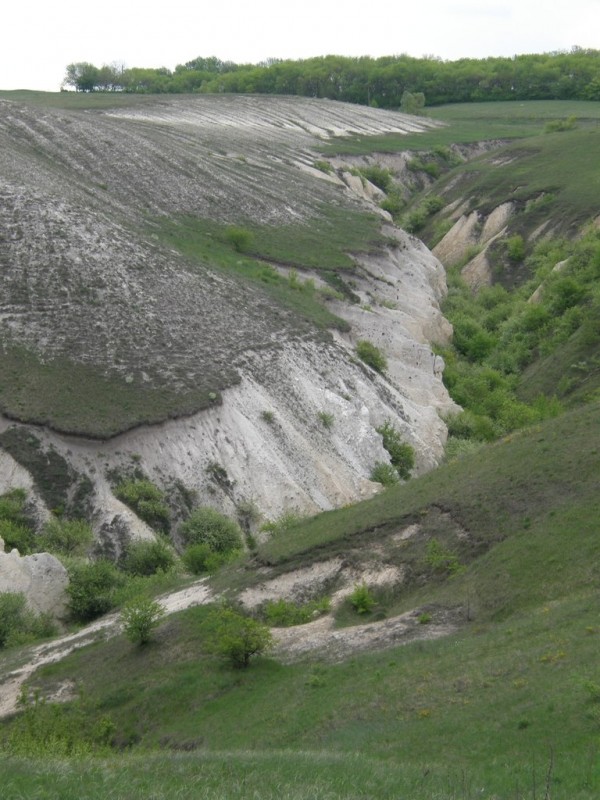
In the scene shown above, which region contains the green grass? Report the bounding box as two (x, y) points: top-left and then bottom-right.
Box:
(440, 128), (600, 230)
(257, 402), (599, 567)
(322, 100), (600, 154)
(2, 402), (600, 796)
(155, 208), (386, 333)
(158, 205), (385, 272)
(3, 594), (599, 797)
(0, 345), (225, 439)
(0, 90), (163, 111)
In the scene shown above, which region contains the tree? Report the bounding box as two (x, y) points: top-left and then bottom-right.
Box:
(67, 560), (122, 622)
(121, 596), (164, 645)
(400, 90), (426, 114)
(202, 607), (273, 668)
(63, 62), (100, 92)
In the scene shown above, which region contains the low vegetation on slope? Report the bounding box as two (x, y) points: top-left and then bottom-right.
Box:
(0, 93), (407, 436)
(1, 96), (599, 799)
(1, 403), (599, 798)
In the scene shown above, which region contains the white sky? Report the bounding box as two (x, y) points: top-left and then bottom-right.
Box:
(3, 0), (599, 92)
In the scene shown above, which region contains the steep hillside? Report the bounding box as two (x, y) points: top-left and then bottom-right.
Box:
(0, 94), (453, 531)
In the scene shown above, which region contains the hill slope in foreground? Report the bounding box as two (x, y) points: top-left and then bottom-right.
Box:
(1, 401), (599, 798)
(0, 94), (454, 529)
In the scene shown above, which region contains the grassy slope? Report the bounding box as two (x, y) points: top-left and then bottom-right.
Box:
(322, 99), (600, 154)
(324, 101), (600, 244)
(0, 92), (392, 436)
(1, 97), (600, 798)
(2, 403), (599, 798)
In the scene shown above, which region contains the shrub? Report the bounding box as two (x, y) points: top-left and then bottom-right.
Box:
(263, 597), (331, 627)
(356, 340), (387, 374)
(260, 510), (305, 536)
(380, 190), (405, 217)
(376, 420), (415, 480)
(121, 538), (175, 576)
(225, 226), (254, 253)
(121, 596), (164, 645)
(180, 508), (243, 553)
(114, 479), (170, 533)
(424, 539), (463, 575)
(544, 115), (577, 133)
(452, 316), (497, 362)
(0, 592), (56, 648)
(370, 462), (399, 487)
(182, 543), (233, 574)
(349, 583), (376, 615)
(202, 606), (273, 668)
(358, 165), (393, 193)
(0, 489), (34, 553)
(39, 518), (93, 556)
(67, 560), (123, 622)
(313, 160), (333, 174)
(422, 195), (445, 215)
(506, 234), (526, 263)
(404, 207), (428, 233)
(0, 488), (28, 523)
(0, 519), (35, 554)
(317, 411), (335, 429)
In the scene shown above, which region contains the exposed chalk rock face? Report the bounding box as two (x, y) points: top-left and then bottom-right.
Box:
(0, 538), (69, 619)
(0, 94), (458, 548)
(432, 202), (516, 288)
(0, 222), (457, 529)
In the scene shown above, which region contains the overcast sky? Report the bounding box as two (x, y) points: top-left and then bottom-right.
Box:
(3, 0), (598, 92)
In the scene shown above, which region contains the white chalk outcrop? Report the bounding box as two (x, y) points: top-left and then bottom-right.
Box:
(0, 538), (69, 619)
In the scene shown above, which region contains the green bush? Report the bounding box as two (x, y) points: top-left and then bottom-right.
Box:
(0, 592), (56, 648)
(0, 592), (29, 646)
(506, 234), (526, 263)
(544, 115), (577, 133)
(349, 583), (376, 615)
(0, 488), (27, 522)
(182, 542), (233, 574)
(356, 340), (387, 374)
(0, 519), (35, 554)
(39, 518), (93, 556)
(379, 189), (405, 217)
(67, 560), (123, 622)
(358, 165), (393, 193)
(121, 596), (164, 645)
(202, 606), (273, 668)
(313, 160), (333, 174)
(262, 597), (331, 627)
(370, 462), (399, 487)
(0, 489), (34, 553)
(180, 508), (243, 553)
(114, 479), (170, 533)
(422, 195), (445, 214)
(452, 316), (497, 362)
(376, 420), (415, 480)
(121, 538), (175, 576)
(225, 226), (254, 253)
(424, 539), (463, 575)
